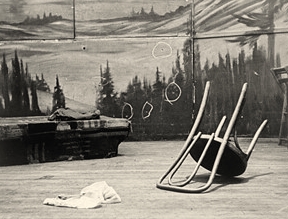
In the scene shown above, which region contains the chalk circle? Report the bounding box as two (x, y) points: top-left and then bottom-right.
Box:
(122, 102), (134, 120)
(165, 82), (182, 105)
(152, 42), (173, 59)
(142, 101), (154, 120)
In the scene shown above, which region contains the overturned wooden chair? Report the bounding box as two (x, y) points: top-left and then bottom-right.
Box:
(156, 82), (268, 193)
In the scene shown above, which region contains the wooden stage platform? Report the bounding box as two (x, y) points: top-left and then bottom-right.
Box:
(0, 116), (130, 165)
(0, 138), (288, 219)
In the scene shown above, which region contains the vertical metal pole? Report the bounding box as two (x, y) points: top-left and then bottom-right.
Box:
(73, 0), (76, 39)
(191, 0), (196, 122)
(268, 0), (275, 67)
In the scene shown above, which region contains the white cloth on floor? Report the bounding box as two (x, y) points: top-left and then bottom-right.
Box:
(43, 181), (121, 209)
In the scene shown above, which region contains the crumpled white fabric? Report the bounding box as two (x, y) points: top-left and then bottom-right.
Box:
(43, 181), (121, 209)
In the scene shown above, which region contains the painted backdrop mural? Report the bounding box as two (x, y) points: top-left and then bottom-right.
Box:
(0, 0), (190, 40)
(1, 0), (288, 139)
(0, 0), (74, 40)
(75, 0), (191, 37)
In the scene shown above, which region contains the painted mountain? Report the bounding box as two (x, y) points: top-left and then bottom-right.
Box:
(72, 0), (288, 37)
(75, 4), (192, 37)
(1, 0), (288, 39)
(0, 2), (192, 40)
(0, 16), (73, 40)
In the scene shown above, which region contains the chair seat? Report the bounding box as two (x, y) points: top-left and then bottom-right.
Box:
(190, 134), (248, 177)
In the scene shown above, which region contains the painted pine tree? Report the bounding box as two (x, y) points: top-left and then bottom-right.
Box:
(10, 51), (22, 115)
(20, 59), (30, 114)
(31, 80), (41, 114)
(99, 60), (119, 117)
(1, 54), (10, 114)
(52, 75), (65, 112)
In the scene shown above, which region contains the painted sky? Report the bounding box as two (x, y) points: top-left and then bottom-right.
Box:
(0, 0), (190, 23)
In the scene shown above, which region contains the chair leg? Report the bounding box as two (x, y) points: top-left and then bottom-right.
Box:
(156, 82), (210, 192)
(167, 132), (202, 186)
(157, 132), (217, 193)
(215, 116), (227, 137)
(168, 115), (227, 186)
(205, 83), (248, 183)
(168, 132), (215, 187)
(167, 115), (226, 186)
(246, 119), (268, 160)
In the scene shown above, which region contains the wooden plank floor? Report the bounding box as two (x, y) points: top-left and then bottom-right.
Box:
(1, 138), (288, 219)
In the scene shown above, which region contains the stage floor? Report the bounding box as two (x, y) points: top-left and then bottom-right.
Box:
(0, 138), (288, 219)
